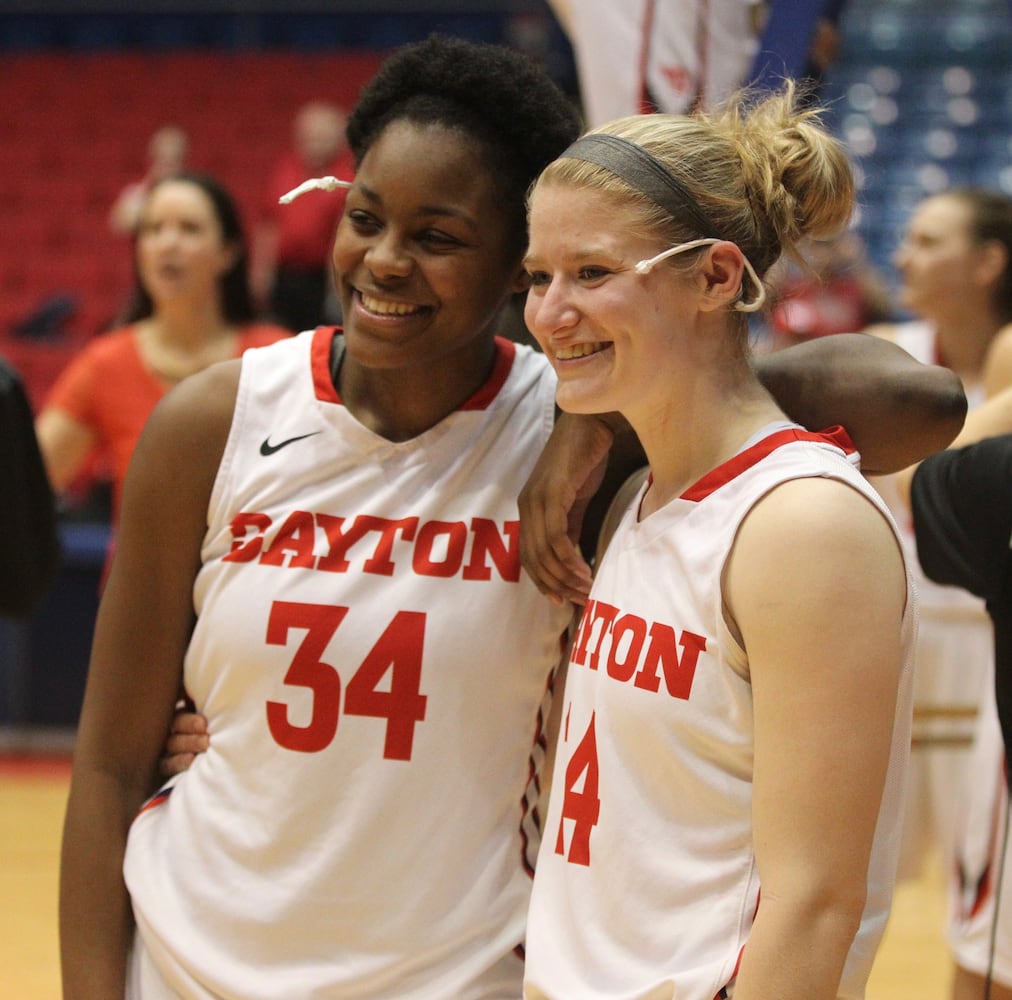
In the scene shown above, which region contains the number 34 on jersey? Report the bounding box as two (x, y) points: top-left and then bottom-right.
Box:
(264, 600), (428, 760)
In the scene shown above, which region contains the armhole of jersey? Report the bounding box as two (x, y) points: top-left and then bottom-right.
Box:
(205, 353), (251, 537)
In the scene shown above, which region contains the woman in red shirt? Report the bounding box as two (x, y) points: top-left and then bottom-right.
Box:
(37, 172), (293, 525)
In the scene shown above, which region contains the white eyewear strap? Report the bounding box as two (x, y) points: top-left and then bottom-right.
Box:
(281, 178), (766, 314)
(634, 238), (767, 313)
(279, 175), (354, 204)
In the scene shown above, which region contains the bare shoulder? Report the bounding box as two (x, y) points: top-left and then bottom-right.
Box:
(730, 476), (905, 609)
(150, 359), (240, 439)
(739, 475), (897, 553)
(140, 360), (240, 465)
(726, 475), (907, 646)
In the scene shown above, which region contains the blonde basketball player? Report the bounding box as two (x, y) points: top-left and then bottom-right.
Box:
(522, 85), (915, 999)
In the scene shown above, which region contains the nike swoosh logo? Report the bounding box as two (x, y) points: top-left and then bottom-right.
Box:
(259, 431), (322, 456)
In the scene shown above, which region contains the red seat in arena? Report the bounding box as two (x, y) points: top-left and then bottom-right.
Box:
(0, 49), (385, 379)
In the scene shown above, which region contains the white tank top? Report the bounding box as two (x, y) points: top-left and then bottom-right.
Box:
(524, 423), (916, 1000)
(125, 329), (572, 999)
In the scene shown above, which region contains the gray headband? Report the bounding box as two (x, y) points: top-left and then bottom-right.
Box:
(560, 133), (718, 239)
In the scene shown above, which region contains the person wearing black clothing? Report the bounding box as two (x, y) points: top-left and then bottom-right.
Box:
(904, 387), (1012, 1000)
(913, 435), (1012, 767)
(0, 357), (60, 619)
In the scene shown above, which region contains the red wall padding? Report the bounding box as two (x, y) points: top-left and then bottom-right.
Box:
(0, 50), (385, 406)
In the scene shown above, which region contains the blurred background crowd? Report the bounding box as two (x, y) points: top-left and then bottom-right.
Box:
(0, 0), (1009, 726)
(1, 4), (1011, 997)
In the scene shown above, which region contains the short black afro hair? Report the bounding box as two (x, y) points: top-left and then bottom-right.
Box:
(346, 34), (582, 255)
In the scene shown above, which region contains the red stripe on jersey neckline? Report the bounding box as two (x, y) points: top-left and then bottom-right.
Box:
(680, 425), (856, 503)
(310, 327), (516, 412)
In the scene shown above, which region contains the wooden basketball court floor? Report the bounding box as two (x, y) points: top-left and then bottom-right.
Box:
(1, 748), (953, 1000)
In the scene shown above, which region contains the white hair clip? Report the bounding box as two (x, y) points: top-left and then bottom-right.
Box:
(278, 176), (354, 205)
(635, 237), (767, 313)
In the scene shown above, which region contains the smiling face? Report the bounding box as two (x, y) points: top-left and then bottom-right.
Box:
(136, 180), (236, 308)
(524, 180), (699, 418)
(332, 120), (524, 377)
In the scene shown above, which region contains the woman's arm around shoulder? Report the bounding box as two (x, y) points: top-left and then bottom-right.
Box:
(755, 333), (967, 475)
(519, 411), (644, 606)
(522, 333), (965, 609)
(59, 360), (240, 999)
(725, 475), (907, 999)
(894, 368), (1012, 511)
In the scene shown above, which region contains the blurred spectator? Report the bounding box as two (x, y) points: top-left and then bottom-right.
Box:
(0, 357), (60, 618)
(762, 229), (894, 351)
(545, 0), (847, 126)
(867, 189), (1012, 395)
(37, 173), (292, 555)
(545, 0), (762, 125)
(799, 0), (847, 96)
(863, 188), (1012, 890)
(252, 100), (354, 332)
(898, 385), (1012, 1000)
(751, 0), (848, 102)
(108, 125), (190, 237)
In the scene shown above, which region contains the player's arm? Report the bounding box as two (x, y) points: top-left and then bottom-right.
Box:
(938, 383), (1012, 444)
(725, 477), (906, 999)
(35, 407), (98, 493)
(160, 705), (210, 776)
(519, 408), (643, 606)
(520, 332), (966, 603)
(895, 380), (1012, 510)
(754, 332), (966, 475)
(909, 433), (1012, 599)
(59, 362), (237, 999)
(901, 378), (1012, 596)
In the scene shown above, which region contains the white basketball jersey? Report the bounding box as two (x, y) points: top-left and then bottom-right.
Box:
(124, 329), (572, 999)
(524, 423), (916, 1000)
